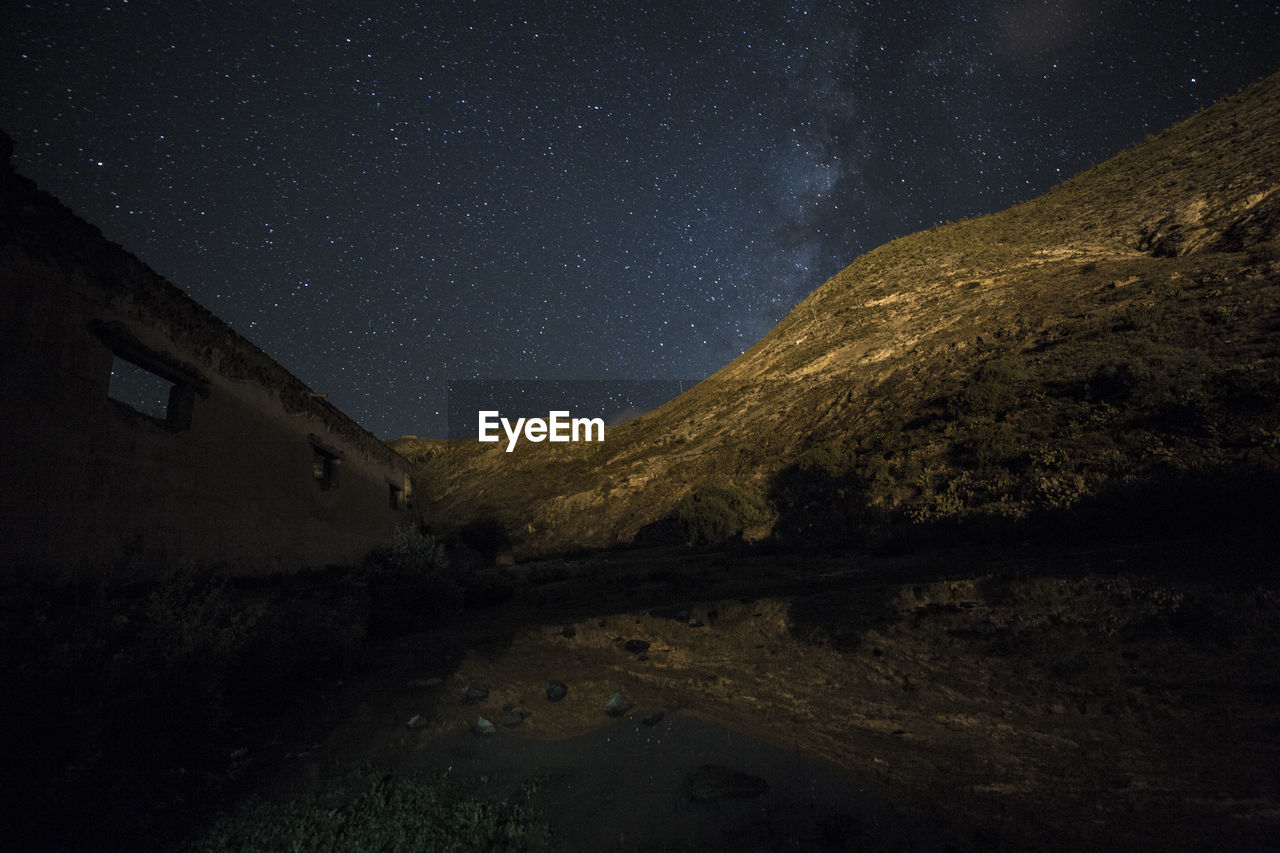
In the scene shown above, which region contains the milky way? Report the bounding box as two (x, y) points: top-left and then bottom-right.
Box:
(2, 1), (1277, 437)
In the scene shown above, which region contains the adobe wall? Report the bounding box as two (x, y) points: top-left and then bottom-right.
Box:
(0, 133), (420, 579)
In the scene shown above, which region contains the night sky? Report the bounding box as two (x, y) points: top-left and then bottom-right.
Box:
(3, 2), (1277, 438)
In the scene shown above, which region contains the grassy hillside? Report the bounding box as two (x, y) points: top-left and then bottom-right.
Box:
(395, 70), (1280, 558)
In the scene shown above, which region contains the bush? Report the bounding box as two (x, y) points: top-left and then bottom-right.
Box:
(959, 420), (1025, 467)
(362, 525), (448, 581)
(362, 526), (462, 633)
(766, 440), (900, 551)
(187, 766), (547, 852)
(1087, 342), (1215, 412)
(947, 357), (1035, 418)
(1033, 471), (1089, 509)
(798, 440), (856, 477)
(143, 567), (259, 673)
(672, 483), (769, 547)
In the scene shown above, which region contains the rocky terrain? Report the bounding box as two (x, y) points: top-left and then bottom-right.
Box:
(395, 70), (1280, 558)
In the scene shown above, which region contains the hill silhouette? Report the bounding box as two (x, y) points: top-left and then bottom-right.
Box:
(394, 70), (1280, 558)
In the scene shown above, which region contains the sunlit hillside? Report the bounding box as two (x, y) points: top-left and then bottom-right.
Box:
(395, 70), (1280, 557)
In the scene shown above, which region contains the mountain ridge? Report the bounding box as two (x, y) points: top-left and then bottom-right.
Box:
(395, 69), (1280, 557)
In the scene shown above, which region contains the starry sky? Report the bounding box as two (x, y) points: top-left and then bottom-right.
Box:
(3, 1), (1278, 438)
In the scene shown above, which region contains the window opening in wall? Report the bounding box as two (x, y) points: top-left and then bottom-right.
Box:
(107, 354), (195, 429)
(108, 355), (174, 420)
(310, 437), (342, 490)
(313, 449), (340, 489)
(389, 482), (402, 510)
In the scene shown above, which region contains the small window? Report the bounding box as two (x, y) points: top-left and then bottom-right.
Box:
(313, 447), (340, 489)
(108, 354), (194, 430)
(309, 435), (344, 490)
(389, 482), (402, 510)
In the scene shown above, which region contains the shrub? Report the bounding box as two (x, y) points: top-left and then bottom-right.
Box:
(797, 441), (893, 495)
(362, 525), (448, 581)
(1033, 471), (1089, 509)
(362, 526), (462, 632)
(1087, 342), (1215, 413)
(186, 766), (547, 853)
(798, 440), (856, 477)
(1114, 304), (1163, 332)
(673, 483), (769, 546)
(768, 448), (892, 551)
(143, 568), (261, 671)
(946, 357), (1035, 418)
(959, 420), (1024, 467)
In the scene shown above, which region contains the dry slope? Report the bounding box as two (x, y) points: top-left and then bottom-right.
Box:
(395, 70), (1280, 557)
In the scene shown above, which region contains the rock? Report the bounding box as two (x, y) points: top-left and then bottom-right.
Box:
(562, 624), (577, 638)
(686, 765), (769, 802)
(604, 692), (634, 717)
(546, 680), (568, 702)
(472, 716), (496, 736)
(624, 639), (651, 653)
(406, 714), (428, 729)
(501, 709), (526, 727)
(460, 685), (489, 705)
(641, 711), (665, 726)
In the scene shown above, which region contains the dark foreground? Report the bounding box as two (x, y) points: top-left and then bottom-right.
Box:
(6, 531), (1280, 851)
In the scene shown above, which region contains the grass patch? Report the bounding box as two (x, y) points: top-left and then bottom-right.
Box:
(187, 767), (548, 852)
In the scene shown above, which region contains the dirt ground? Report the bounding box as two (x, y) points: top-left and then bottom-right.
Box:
(264, 536), (1280, 852)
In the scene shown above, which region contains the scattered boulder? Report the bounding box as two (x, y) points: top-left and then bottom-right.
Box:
(472, 716), (496, 736)
(685, 765), (769, 802)
(546, 680), (568, 702)
(604, 692), (634, 717)
(460, 685), (489, 705)
(641, 711), (665, 726)
(406, 714), (428, 729)
(624, 639), (651, 654)
(501, 709), (526, 728)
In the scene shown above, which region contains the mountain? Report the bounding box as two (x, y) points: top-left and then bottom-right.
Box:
(393, 70), (1280, 558)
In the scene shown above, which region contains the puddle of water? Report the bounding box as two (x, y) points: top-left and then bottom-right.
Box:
(400, 711), (941, 852)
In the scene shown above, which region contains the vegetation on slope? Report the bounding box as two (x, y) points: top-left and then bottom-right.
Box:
(395, 70), (1280, 558)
